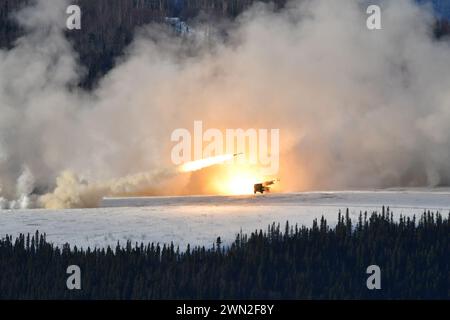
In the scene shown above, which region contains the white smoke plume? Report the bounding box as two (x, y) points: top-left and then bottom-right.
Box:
(0, 0), (450, 208)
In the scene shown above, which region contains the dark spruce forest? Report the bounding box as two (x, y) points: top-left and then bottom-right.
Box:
(0, 209), (449, 299)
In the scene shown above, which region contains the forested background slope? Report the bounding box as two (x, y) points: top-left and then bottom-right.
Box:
(0, 0), (448, 88)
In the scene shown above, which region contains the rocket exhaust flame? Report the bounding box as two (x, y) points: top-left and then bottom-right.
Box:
(178, 152), (277, 196)
(178, 153), (242, 172)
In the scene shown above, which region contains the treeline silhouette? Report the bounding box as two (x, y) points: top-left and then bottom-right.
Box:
(0, 207), (448, 299)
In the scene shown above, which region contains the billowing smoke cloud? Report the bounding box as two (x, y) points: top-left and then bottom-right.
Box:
(0, 0), (450, 209)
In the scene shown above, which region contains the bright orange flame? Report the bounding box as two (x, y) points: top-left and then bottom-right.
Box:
(178, 154), (235, 172)
(210, 164), (269, 195)
(219, 171), (260, 195)
(178, 155), (278, 196)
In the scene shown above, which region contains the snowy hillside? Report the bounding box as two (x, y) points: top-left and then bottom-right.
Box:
(1, 190), (449, 250)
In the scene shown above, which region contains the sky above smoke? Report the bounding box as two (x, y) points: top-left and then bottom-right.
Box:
(1, 0), (450, 208)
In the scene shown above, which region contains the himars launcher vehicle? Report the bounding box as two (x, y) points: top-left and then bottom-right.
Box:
(253, 179), (279, 194)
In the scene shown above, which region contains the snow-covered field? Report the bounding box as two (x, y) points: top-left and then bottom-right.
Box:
(1, 190), (449, 249)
